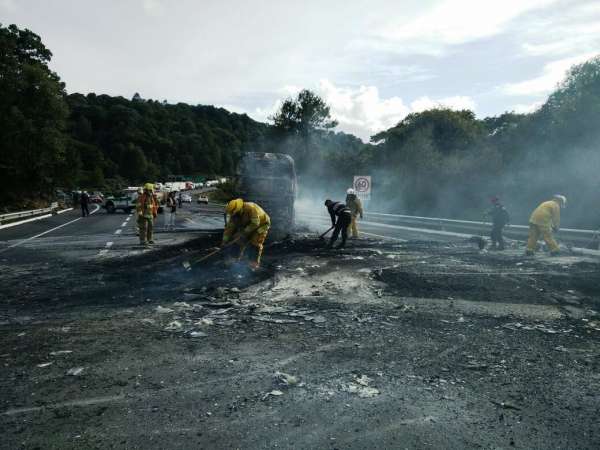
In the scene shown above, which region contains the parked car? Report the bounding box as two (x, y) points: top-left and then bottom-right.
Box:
(103, 192), (136, 214)
(89, 193), (104, 204)
(197, 195), (209, 204)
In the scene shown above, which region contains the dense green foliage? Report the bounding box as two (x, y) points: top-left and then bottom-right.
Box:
(268, 89), (338, 171)
(1, 23), (599, 227)
(66, 93), (267, 189)
(0, 24), (69, 204)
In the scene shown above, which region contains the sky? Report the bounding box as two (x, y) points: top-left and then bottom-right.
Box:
(1, 0), (599, 140)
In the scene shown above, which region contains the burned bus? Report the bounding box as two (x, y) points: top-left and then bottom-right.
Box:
(236, 152), (297, 237)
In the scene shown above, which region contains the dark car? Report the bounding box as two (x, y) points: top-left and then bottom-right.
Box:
(89, 193), (104, 204)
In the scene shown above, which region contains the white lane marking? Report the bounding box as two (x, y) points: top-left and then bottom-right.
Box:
(298, 215), (407, 242)
(3, 394), (126, 415)
(98, 241), (114, 257)
(360, 220), (473, 238)
(303, 213), (474, 239)
(361, 231), (407, 242)
(56, 208), (74, 215)
(2, 205), (100, 251)
(125, 217), (131, 222)
(114, 229), (122, 235)
(0, 214), (53, 230)
(121, 222), (127, 227)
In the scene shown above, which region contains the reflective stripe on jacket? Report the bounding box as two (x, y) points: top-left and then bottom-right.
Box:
(529, 200), (560, 229)
(327, 201), (351, 226)
(140, 193), (159, 219)
(223, 202), (271, 243)
(345, 194), (363, 216)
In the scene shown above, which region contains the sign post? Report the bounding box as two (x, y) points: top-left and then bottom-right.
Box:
(353, 176), (371, 202)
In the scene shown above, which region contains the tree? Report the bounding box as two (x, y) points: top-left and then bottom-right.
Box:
(0, 23), (69, 202)
(270, 89), (338, 168)
(120, 144), (148, 183)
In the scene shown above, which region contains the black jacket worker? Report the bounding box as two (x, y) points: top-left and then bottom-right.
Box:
(80, 192), (90, 217)
(325, 199), (352, 249)
(487, 197), (510, 250)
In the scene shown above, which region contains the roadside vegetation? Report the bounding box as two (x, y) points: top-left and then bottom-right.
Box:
(1, 23), (599, 227)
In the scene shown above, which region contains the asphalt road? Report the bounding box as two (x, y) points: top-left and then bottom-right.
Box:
(2, 202), (599, 449)
(0, 200), (225, 260)
(0, 202), (504, 262)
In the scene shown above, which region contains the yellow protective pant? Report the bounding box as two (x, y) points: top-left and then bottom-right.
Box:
(139, 217), (154, 244)
(527, 224), (559, 253)
(347, 215), (359, 238)
(237, 225), (270, 267)
(135, 212), (141, 235)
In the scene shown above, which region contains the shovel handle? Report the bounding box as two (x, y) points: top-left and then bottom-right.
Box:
(320, 226), (334, 238)
(189, 236), (241, 265)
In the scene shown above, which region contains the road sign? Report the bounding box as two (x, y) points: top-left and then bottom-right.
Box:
(353, 176), (371, 201)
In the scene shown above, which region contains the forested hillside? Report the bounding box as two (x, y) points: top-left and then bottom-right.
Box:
(65, 93), (267, 188)
(0, 23), (267, 206)
(1, 22), (599, 227)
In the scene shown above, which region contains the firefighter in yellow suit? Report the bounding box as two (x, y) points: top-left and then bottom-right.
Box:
(134, 187), (144, 236)
(345, 188), (364, 238)
(222, 198), (271, 269)
(526, 195), (566, 256)
(138, 183), (159, 246)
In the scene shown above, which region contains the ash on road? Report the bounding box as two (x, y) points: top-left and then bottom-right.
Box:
(1, 224), (600, 449)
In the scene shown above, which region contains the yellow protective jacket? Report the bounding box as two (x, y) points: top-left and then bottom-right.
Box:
(138, 193), (158, 219)
(345, 194), (363, 217)
(223, 202), (270, 243)
(529, 200), (560, 229)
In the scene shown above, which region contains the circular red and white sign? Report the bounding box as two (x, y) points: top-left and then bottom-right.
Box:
(354, 177), (370, 193)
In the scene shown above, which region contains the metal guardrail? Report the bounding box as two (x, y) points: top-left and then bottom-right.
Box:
(363, 211), (598, 247)
(0, 202), (58, 224)
(365, 212), (597, 235)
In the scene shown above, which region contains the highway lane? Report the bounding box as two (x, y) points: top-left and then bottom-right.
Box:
(0, 200), (227, 265)
(0, 205), (141, 260)
(0, 204), (102, 241)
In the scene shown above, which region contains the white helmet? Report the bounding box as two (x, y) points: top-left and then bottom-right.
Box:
(553, 195), (567, 208)
(347, 188), (355, 195)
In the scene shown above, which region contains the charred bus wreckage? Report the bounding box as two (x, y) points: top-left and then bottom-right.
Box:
(236, 152), (297, 238)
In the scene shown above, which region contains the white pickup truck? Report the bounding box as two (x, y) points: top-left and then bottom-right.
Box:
(103, 192), (137, 214)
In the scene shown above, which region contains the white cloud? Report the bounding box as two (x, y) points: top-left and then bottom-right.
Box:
(502, 52), (597, 96)
(234, 79), (475, 141)
(354, 0), (557, 56)
(318, 79), (410, 139)
(512, 101), (544, 114)
(520, 1), (600, 57)
(142, 0), (166, 17)
(0, 0), (16, 11)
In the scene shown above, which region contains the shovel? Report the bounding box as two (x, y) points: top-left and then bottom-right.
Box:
(555, 229), (575, 255)
(319, 226), (334, 240)
(182, 236), (240, 270)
